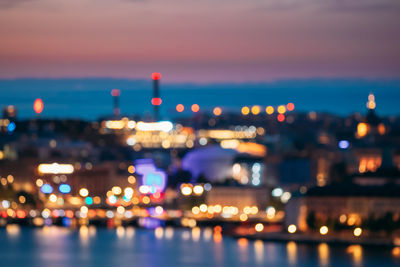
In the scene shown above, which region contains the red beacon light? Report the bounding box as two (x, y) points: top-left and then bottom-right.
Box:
(152, 73), (161, 80)
(277, 114), (285, 122)
(287, 102), (295, 111)
(33, 98), (44, 114)
(151, 97), (162, 106)
(111, 89), (120, 97)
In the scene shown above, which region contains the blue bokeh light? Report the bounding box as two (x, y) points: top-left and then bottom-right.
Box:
(40, 184), (53, 194)
(338, 140), (350, 149)
(7, 122), (16, 132)
(59, 184), (71, 194)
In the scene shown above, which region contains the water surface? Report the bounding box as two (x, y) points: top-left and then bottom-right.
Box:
(0, 226), (398, 267)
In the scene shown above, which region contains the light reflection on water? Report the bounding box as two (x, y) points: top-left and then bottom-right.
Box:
(0, 226), (399, 267)
(287, 241), (297, 265)
(318, 243), (330, 267)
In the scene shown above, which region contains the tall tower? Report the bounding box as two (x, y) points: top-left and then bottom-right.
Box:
(366, 93), (376, 110)
(111, 89), (120, 117)
(151, 73), (162, 121)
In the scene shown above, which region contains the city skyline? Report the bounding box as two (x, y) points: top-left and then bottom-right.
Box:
(1, 77), (400, 119)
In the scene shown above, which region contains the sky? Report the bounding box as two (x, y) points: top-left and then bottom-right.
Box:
(0, 0), (399, 83)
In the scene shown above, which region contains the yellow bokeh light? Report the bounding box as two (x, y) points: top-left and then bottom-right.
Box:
(193, 185), (204, 195)
(255, 223), (264, 232)
(128, 175), (136, 184)
(251, 105), (261, 115)
(266, 106), (274, 115)
(192, 206), (200, 215)
(181, 185), (192, 196)
(112, 186), (122, 195)
(79, 188), (89, 197)
(128, 165), (135, 174)
(288, 224), (297, 234)
(49, 194), (57, 203)
(241, 106), (250, 115)
(36, 179), (43, 187)
(18, 195), (26, 204)
(277, 105), (286, 114)
(357, 122), (369, 137)
(142, 196), (150, 204)
(319, 226), (328, 235)
(353, 227), (362, 237)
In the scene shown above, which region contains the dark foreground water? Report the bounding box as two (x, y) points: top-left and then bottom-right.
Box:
(0, 226), (398, 267)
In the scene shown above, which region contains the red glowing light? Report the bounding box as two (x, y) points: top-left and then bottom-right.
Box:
(16, 210), (26, 219)
(287, 102), (295, 111)
(176, 104), (184, 112)
(277, 114), (285, 122)
(191, 104), (200, 113)
(152, 73), (161, 80)
(151, 97), (162, 106)
(33, 98), (44, 114)
(111, 89), (120, 97)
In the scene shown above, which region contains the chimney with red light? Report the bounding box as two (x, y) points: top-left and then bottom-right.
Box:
(111, 89), (120, 117)
(151, 72), (162, 121)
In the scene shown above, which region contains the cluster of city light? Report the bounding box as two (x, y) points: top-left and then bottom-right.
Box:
(271, 188), (292, 203)
(38, 163), (74, 174)
(125, 125), (195, 149)
(180, 183), (211, 196)
(191, 204), (262, 220)
(251, 163), (261, 186)
(0, 175), (14, 187)
(103, 119), (174, 133)
(136, 121), (173, 132)
(175, 104), (201, 113)
(104, 119), (136, 130)
(241, 103), (294, 117)
(199, 129), (257, 140)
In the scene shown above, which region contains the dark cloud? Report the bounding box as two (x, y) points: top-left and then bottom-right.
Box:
(252, 0), (400, 13)
(0, 0), (34, 8)
(326, 0), (400, 12)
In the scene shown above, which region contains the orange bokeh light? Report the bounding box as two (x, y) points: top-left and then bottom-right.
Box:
(176, 104), (184, 112)
(191, 104), (200, 113)
(213, 107), (222, 116)
(33, 98), (44, 114)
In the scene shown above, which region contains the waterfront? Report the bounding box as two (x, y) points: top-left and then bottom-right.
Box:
(0, 226), (398, 267)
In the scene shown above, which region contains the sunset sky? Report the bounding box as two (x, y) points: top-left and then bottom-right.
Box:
(1, 0), (399, 82)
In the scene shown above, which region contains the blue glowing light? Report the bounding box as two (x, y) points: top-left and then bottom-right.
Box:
(40, 184), (53, 194)
(123, 195), (131, 202)
(135, 159), (167, 193)
(338, 140), (350, 149)
(85, 197), (93, 205)
(62, 217), (71, 227)
(59, 184), (71, 194)
(7, 122), (16, 132)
